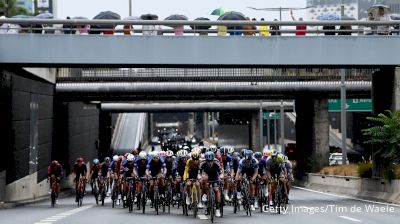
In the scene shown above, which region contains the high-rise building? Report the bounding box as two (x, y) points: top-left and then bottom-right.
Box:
(307, 0), (400, 20)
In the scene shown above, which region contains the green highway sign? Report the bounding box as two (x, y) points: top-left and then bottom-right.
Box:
(263, 112), (280, 120)
(328, 99), (372, 112)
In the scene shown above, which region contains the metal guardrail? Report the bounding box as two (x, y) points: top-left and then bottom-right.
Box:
(0, 19), (399, 35)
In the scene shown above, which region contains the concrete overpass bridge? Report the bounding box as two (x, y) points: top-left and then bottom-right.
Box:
(0, 19), (399, 203)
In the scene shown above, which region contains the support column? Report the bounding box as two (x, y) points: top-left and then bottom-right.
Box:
(393, 67), (400, 111)
(203, 112), (209, 140)
(250, 111), (261, 151)
(312, 99), (330, 173)
(372, 68), (395, 115)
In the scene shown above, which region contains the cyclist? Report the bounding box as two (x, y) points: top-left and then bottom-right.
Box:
(254, 152), (267, 209)
(109, 155), (123, 205)
(235, 150), (258, 211)
(266, 151), (286, 206)
(220, 147), (233, 201)
(73, 157), (87, 202)
(131, 148), (139, 157)
(200, 151), (224, 217)
(90, 159), (101, 195)
(175, 150), (188, 200)
(100, 157), (111, 194)
(146, 152), (166, 207)
(122, 154), (135, 201)
(183, 150), (203, 208)
(231, 152), (241, 177)
(262, 148), (271, 160)
(47, 160), (63, 204)
(134, 151), (148, 207)
(283, 155), (293, 203)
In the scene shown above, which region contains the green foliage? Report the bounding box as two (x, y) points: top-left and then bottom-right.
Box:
(357, 161), (372, 178)
(0, 0), (31, 17)
(362, 110), (400, 164)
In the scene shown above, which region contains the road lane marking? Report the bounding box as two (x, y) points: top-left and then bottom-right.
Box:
(293, 186), (400, 207)
(34, 204), (94, 224)
(197, 214), (208, 219)
(339, 216), (362, 222)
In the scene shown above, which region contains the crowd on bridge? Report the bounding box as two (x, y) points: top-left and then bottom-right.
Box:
(47, 144), (293, 218)
(0, 5), (399, 36)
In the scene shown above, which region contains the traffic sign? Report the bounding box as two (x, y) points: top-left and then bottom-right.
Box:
(328, 99), (372, 112)
(263, 112), (280, 120)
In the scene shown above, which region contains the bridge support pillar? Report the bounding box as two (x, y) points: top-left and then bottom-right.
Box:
(250, 111), (261, 152)
(295, 97), (329, 176)
(372, 68), (397, 114)
(394, 67), (400, 111)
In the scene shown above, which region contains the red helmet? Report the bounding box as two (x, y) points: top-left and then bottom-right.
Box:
(76, 157), (84, 164)
(51, 160), (59, 166)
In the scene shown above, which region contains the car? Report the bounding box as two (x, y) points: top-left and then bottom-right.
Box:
(329, 153), (349, 166)
(285, 143), (296, 160)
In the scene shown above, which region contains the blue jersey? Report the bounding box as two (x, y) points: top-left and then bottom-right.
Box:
(122, 161), (135, 178)
(257, 159), (267, 176)
(134, 158), (148, 177)
(238, 158), (258, 176)
(164, 159), (177, 177)
(222, 155), (233, 173)
(146, 159), (166, 177)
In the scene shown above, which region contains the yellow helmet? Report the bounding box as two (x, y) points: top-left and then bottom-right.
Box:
(277, 154), (284, 163)
(191, 151), (199, 159)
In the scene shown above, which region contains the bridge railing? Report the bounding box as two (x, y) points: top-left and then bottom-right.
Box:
(56, 68), (373, 82)
(0, 19), (399, 35)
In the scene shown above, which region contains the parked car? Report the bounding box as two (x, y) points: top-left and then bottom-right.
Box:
(329, 153), (349, 165)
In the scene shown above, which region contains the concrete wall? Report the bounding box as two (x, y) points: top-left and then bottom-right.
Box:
(302, 173), (400, 204)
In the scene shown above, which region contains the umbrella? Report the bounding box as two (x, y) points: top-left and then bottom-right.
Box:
(368, 4), (391, 15)
(93, 11), (121, 20)
(164, 14), (188, 21)
(190, 17), (211, 30)
(141, 14), (158, 20)
(72, 16), (88, 20)
(318, 13), (340, 20)
(211, 7), (230, 16)
(217, 11), (246, 21)
(35, 12), (53, 19)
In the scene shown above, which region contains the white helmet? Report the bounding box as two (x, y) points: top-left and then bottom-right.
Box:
(228, 147), (235, 154)
(166, 150), (174, 157)
(113, 155), (119, 162)
(139, 151), (147, 159)
(149, 151), (157, 157)
(183, 146), (190, 151)
(181, 150), (189, 157)
(127, 154), (135, 161)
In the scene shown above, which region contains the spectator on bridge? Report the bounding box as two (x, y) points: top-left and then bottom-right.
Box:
(259, 18), (270, 36)
(0, 9), (9, 34)
(123, 24), (133, 35)
(217, 25), (227, 36)
(375, 6), (391, 35)
(243, 17), (256, 36)
(63, 17), (76, 34)
(270, 19), (280, 36)
(291, 10), (306, 36)
(364, 13), (375, 35)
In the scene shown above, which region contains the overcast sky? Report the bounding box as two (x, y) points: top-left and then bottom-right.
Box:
(57, 0), (307, 21)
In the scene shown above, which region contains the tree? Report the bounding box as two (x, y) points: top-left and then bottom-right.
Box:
(362, 110), (400, 178)
(0, 0), (31, 17)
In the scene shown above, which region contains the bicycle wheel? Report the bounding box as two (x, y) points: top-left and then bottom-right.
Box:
(277, 184), (281, 214)
(51, 192), (56, 207)
(154, 186), (159, 215)
(142, 192), (146, 214)
(209, 191), (215, 223)
(233, 192), (238, 214)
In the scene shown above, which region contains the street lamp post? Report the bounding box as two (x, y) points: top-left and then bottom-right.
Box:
(129, 0), (132, 16)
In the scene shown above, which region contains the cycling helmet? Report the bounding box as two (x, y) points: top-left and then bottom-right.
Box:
(149, 151), (157, 158)
(271, 150), (278, 157)
(263, 149), (270, 157)
(104, 157), (111, 163)
(245, 150), (254, 160)
(166, 150), (174, 157)
(127, 154), (135, 162)
(254, 152), (262, 160)
(159, 150), (166, 157)
(152, 154), (160, 160)
(51, 160), (59, 166)
(220, 146), (229, 155)
(181, 150), (189, 157)
(176, 150), (182, 157)
(113, 155), (119, 162)
(209, 145), (218, 153)
(77, 157), (84, 164)
(124, 153), (130, 158)
(183, 146), (190, 151)
(228, 147), (235, 155)
(240, 149), (247, 158)
(205, 151), (215, 161)
(191, 151), (199, 160)
(93, 159), (99, 165)
(232, 152), (239, 159)
(139, 151), (147, 159)
(131, 148), (139, 156)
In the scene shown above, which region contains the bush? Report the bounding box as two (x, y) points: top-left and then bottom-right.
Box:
(319, 164), (358, 176)
(357, 162), (372, 178)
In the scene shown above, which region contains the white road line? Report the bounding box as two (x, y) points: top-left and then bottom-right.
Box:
(34, 205), (94, 224)
(197, 214), (208, 220)
(339, 216), (362, 222)
(293, 186), (400, 207)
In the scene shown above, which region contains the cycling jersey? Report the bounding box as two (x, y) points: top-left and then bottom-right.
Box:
(146, 159), (166, 177)
(200, 160), (222, 182)
(221, 155), (233, 173)
(238, 158), (259, 177)
(109, 160), (122, 175)
(100, 162), (109, 177)
(134, 158), (148, 177)
(183, 158), (201, 180)
(176, 157), (187, 178)
(90, 164), (101, 179)
(232, 157), (240, 174)
(122, 161), (135, 178)
(257, 158), (267, 176)
(73, 163), (87, 180)
(265, 157), (285, 177)
(48, 164), (63, 181)
(284, 160), (293, 180)
(164, 159), (177, 178)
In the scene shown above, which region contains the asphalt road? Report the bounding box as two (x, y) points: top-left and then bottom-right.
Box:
(1, 188), (399, 224)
